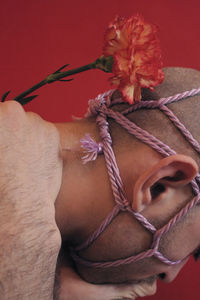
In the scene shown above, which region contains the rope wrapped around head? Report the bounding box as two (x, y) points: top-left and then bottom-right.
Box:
(71, 87), (200, 268)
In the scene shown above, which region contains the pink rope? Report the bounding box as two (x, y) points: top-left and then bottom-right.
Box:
(106, 108), (176, 157)
(160, 105), (200, 155)
(70, 88), (200, 268)
(74, 206), (120, 252)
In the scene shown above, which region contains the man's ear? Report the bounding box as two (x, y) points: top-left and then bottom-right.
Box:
(132, 154), (198, 212)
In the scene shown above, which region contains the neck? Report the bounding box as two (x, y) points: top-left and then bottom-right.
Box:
(54, 118), (114, 245)
(53, 117), (162, 247)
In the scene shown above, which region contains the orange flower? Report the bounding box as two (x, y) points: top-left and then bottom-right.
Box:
(103, 15), (164, 104)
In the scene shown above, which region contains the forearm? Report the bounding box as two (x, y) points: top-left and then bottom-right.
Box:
(0, 101), (63, 299)
(0, 196), (61, 300)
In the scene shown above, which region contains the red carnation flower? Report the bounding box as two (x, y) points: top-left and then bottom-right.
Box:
(103, 15), (164, 104)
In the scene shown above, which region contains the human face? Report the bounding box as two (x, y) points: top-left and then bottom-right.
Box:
(54, 121), (200, 292)
(74, 200), (200, 287)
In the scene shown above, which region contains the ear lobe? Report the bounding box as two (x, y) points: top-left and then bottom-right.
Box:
(132, 154), (198, 212)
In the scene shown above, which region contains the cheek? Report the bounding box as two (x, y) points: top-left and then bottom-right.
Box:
(159, 206), (200, 261)
(75, 209), (200, 284)
(74, 213), (164, 284)
(79, 213), (153, 261)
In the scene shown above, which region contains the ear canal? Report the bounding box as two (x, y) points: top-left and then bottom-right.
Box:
(132, 154), (198, 212)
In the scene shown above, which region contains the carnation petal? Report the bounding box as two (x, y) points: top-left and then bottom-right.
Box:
(120, 84), (141, 104)
(103, 14), (164, 103)
(115, 53), (129, 72)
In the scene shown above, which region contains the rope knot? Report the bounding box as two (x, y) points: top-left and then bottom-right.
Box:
(118, 199), (130, 211)
(85, 90), (114, 117)
(80, 134), (103, 164)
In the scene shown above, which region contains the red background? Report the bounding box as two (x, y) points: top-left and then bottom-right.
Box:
(0, 0), (200, 299)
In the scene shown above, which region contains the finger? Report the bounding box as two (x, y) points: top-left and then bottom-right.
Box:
(96, 281), (157, 300)
(0, 101), (27, 134)
(0, 100), (25, 114)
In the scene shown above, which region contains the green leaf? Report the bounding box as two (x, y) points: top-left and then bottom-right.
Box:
(1, 90), (11, 102)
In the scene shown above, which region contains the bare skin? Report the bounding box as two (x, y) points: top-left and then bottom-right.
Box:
(0, 101), (62, 299)
(55, 250), (157, 300)
(54, 67), (200, 297)
(0, 101), (156, 300)
(54, 118), (198, 290)
(1, 67), (200, 299)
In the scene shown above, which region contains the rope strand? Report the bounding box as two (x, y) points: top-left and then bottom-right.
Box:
(71, 87), (200, 268)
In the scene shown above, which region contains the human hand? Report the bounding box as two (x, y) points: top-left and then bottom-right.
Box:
(0, 101), (63, 299)
(55, 249), (156, 300)
(59, 273), (156, 300)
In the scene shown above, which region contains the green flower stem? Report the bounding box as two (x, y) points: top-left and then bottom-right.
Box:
(14, 62), (96, 104)
(14, 79), (47, 102)
(46, 62), (96, 83)
(5, 55), (113, 105)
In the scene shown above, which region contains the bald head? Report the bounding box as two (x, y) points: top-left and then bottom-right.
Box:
(55, 67), (200, 285)
(110, 67), (200, 165)
(73, 67), (200, 283)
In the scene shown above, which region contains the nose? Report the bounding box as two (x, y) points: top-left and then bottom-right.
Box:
(159, 257), (189, 283)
